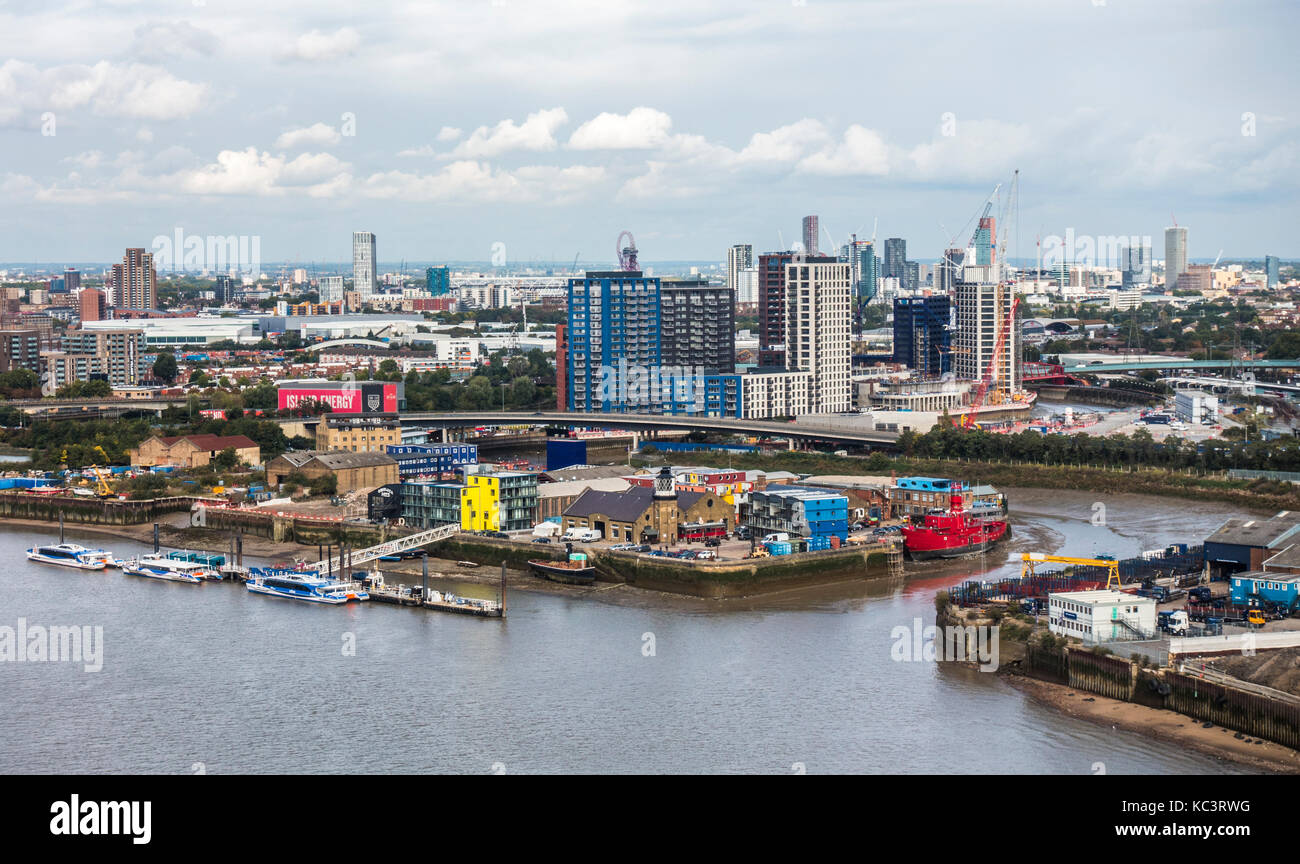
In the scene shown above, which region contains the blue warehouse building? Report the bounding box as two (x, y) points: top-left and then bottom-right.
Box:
(386, 443), (478, 478)
(747, 486), (849, 548)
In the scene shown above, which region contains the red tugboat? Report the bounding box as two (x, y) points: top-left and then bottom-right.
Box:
(900, 482), (1009, 560)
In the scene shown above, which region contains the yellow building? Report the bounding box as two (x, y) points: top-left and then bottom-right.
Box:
(459, 471), (539, 532)
(315, 416), (401, 453)
(461, 475), (500, 532)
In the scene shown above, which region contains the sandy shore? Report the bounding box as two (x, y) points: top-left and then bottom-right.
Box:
(1005, 673), (1300, 774)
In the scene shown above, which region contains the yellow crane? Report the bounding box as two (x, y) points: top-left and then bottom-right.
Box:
(1021, 552), (1121, 590)
(89, 445), (115, 498)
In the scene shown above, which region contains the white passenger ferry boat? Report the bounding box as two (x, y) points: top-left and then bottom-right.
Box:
(246, 569), (369, 604)
(121, 554), (210, 584)
(25, 543), (113, 570)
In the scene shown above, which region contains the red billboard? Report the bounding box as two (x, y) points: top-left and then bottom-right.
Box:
(277, 384), (399, 414)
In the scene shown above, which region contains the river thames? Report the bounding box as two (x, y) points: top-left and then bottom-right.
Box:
(0, 488), (1258, 773)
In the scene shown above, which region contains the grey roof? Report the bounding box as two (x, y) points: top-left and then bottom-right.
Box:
(1264, 543), (1300, 571)
(539, 464), (635, 483)
(278, 450), (398, 470)
(565, 486), (655, 521)
(563, 486), (708, 521)
(1205, 514), (1300, 549)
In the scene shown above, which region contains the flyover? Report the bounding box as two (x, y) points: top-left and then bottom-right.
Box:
(302, 339), (390, 352)
(397, 411), (901, 446)
(1062, 358), (1300, 375)
(10, 397), (195, 416)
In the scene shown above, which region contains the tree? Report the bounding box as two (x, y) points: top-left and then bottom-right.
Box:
(212, 447), (240, 471)
(152, 352), (178, 383)
(55, 379), (112, 399)
(0, 368), (39, 398)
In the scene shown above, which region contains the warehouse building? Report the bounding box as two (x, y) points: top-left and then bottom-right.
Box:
(746, 485), (849, 547)
(130, 434), (260, 469)
(266, 450), (399, 494)
(562, 467), (730, 544)
(1203, 513), (1300, 577)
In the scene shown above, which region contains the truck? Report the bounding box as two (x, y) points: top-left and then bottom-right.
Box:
(761, 532), (790, 544)
(562, 528), (601, 543)
(1158, 610), (1190, 635)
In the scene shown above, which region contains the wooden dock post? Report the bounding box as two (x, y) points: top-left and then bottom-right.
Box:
(59, 510), (64, 544)
(500, 561), (507, 618)
(422, 552), (429, 599)
(153, 522), (159, 554)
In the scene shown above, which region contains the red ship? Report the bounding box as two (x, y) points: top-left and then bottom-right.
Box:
(900, 483), (1009, 560)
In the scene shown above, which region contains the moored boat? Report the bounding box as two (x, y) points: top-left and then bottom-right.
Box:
(246, 569), (369, 604)
(528, 556), (597, 585)
(25, 543), (112, 570)
(122, 554), (209, 583)
(901, 483), (1009, 560)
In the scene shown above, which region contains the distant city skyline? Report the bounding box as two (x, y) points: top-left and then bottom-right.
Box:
(0, 1), (1296, 263)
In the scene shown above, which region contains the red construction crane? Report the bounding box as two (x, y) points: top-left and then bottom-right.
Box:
(960, 295), (1020, 430)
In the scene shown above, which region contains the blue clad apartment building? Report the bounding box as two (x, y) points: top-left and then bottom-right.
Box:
(566, 271), (741, 417)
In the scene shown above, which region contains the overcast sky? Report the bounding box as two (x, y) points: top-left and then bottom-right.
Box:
(1, 0), (1296, 268)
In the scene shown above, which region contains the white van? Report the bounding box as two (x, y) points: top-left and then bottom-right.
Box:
(762, 532), (789, 544)
(563, 528), (601, 543)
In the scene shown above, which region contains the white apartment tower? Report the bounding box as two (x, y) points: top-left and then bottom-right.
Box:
(1164, 226), (1188, 288)
(352, 231), (377, 293)
(783, 259), (852, 413)
(319, 275), (345, 305)
(954, 280), (1019, 403)
(726, 244), (753, 297)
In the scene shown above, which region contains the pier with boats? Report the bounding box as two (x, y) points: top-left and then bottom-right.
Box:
(22, 514), (507, 619)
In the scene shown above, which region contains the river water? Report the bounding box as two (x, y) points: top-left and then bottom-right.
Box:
(0, 489), (1258, 774)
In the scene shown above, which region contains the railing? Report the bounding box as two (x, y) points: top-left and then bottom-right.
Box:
(1177, 661), (1300, 706)
(301, 522), (461, 575)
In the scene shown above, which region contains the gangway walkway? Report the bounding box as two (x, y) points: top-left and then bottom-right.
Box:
(305, 523), (461, 576)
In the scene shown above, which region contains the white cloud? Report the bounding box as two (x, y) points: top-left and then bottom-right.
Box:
(617, 161), (704, 201)
(397, 145), (438, 158)
(0, 59), (208, 125)
(279, 27), (360, 62)
(905, 118), (1034, 182)
(568, 107), (673, 150)
(436, 126), (463, 142)
(274, 122), (342, 150)
(450, 108), (568, 158)
(798, 125), (890, 176)
(360, 159), (605, 203)
(734, 119), (830, 165)
(131, 21), (217, 59)
(167, 147), (351, 196)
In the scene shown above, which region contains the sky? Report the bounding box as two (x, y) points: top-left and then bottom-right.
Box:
(0, 0), (1296, 269)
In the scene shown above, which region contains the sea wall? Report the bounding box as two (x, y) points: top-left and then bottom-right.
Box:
(0, 493), (201, 525)
(1017, 643), (1300, 751)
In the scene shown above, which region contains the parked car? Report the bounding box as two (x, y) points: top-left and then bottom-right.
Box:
(704, 538), (721, 547)
(694, 550), (717, 560)
(531, 537), (551, 544)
